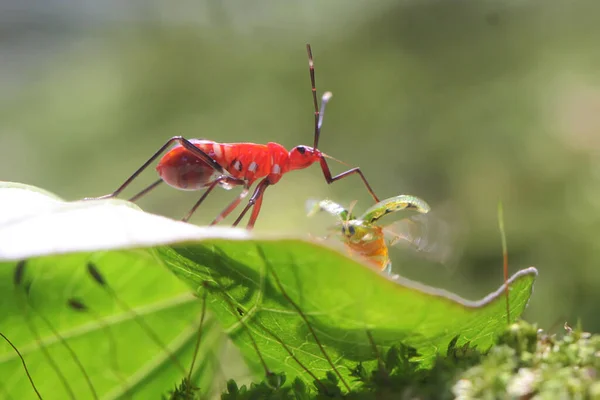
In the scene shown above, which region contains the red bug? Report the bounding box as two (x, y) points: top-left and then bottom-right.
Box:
(90, 44), (380, 229)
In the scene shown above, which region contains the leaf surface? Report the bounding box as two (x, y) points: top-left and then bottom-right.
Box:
(0, 182), (537, 396)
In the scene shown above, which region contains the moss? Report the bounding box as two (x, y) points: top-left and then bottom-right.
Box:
(166, 321), (600, 399)
(456, 322), (600, 399)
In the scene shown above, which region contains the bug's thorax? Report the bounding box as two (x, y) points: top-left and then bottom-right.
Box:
(340, 220), (380, 243)
(192, 140), (292, 185)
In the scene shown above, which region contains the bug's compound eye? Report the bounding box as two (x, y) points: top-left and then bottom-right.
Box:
(340, 224), (355, 238)
(289, 145), (317, 170)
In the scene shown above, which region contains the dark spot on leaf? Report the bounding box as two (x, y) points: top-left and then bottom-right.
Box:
(68, 298), (88, 312)
(87, 262), (106, 286)
(14, 260), (26, 287)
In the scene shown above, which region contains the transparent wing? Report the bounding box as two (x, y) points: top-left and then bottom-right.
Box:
(382, 211), (459, 267)
(306, 198), (355, 221)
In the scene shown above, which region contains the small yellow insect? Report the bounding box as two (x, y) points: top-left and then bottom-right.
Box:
(307, 195), (431, 274)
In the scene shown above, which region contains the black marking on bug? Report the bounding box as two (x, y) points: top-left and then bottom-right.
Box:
(230, 158), (243, 172)
(296, 146), (306, 155)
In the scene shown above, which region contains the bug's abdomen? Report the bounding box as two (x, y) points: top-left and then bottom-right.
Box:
(346, 234), (390, 271)
(156, 145), (216, 190)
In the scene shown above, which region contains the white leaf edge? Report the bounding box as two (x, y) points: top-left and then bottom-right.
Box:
(0, 182), (250, 261)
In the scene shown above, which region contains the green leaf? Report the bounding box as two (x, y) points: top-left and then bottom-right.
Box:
(0, 183), (243, 399)
(0, 252), (231, 399)
(0, 182), (537, 397)
(160, 241), (535, 389)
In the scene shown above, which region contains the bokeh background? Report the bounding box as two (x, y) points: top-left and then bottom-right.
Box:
(2, 0), (599, 333)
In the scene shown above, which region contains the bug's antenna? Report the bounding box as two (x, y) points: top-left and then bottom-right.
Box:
(307, 44), (321, 151)
(318, 92), (333, 133)
(346, 200), (358, 222)
(339, 200), (358, 237)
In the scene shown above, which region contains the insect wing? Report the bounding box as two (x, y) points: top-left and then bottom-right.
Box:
(360, 195), (431, 224)
(306, 199), (355, 221)
(383, 212), (457, 266)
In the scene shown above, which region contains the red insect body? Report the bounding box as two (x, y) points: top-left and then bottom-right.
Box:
(90, 45), (380, 229)
(157, 139), (322, 190)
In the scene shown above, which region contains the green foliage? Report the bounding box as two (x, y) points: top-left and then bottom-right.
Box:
(188, 338), (478, 399)
(165, 378), (201, 400)
(0, 183), (537, 399)
(2, 183), (599, 398)
(455, 321), (600, 398)
(164, 321), (596, 399)
(220, 373), (301, 400)
(4, 1), (600, 337)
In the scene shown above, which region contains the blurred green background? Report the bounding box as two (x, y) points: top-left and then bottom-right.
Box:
(2, 0), (600, 333)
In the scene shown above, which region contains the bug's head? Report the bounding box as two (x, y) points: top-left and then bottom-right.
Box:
(340, 222), (357, 238)
(289, 145), (321, 171)
(339, 220), (374, 242)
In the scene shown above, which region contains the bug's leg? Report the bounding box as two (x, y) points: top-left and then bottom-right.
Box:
(318, 157), (380, 202)
(231, 178), (271, 229)
(182, 179), (221, 223)
(244, 191), (265, 230)
(210, 184), (251, 226)
(182, 176), (244, 223)
(87, 136), (223, 200)
(128, 179), (163, 202)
